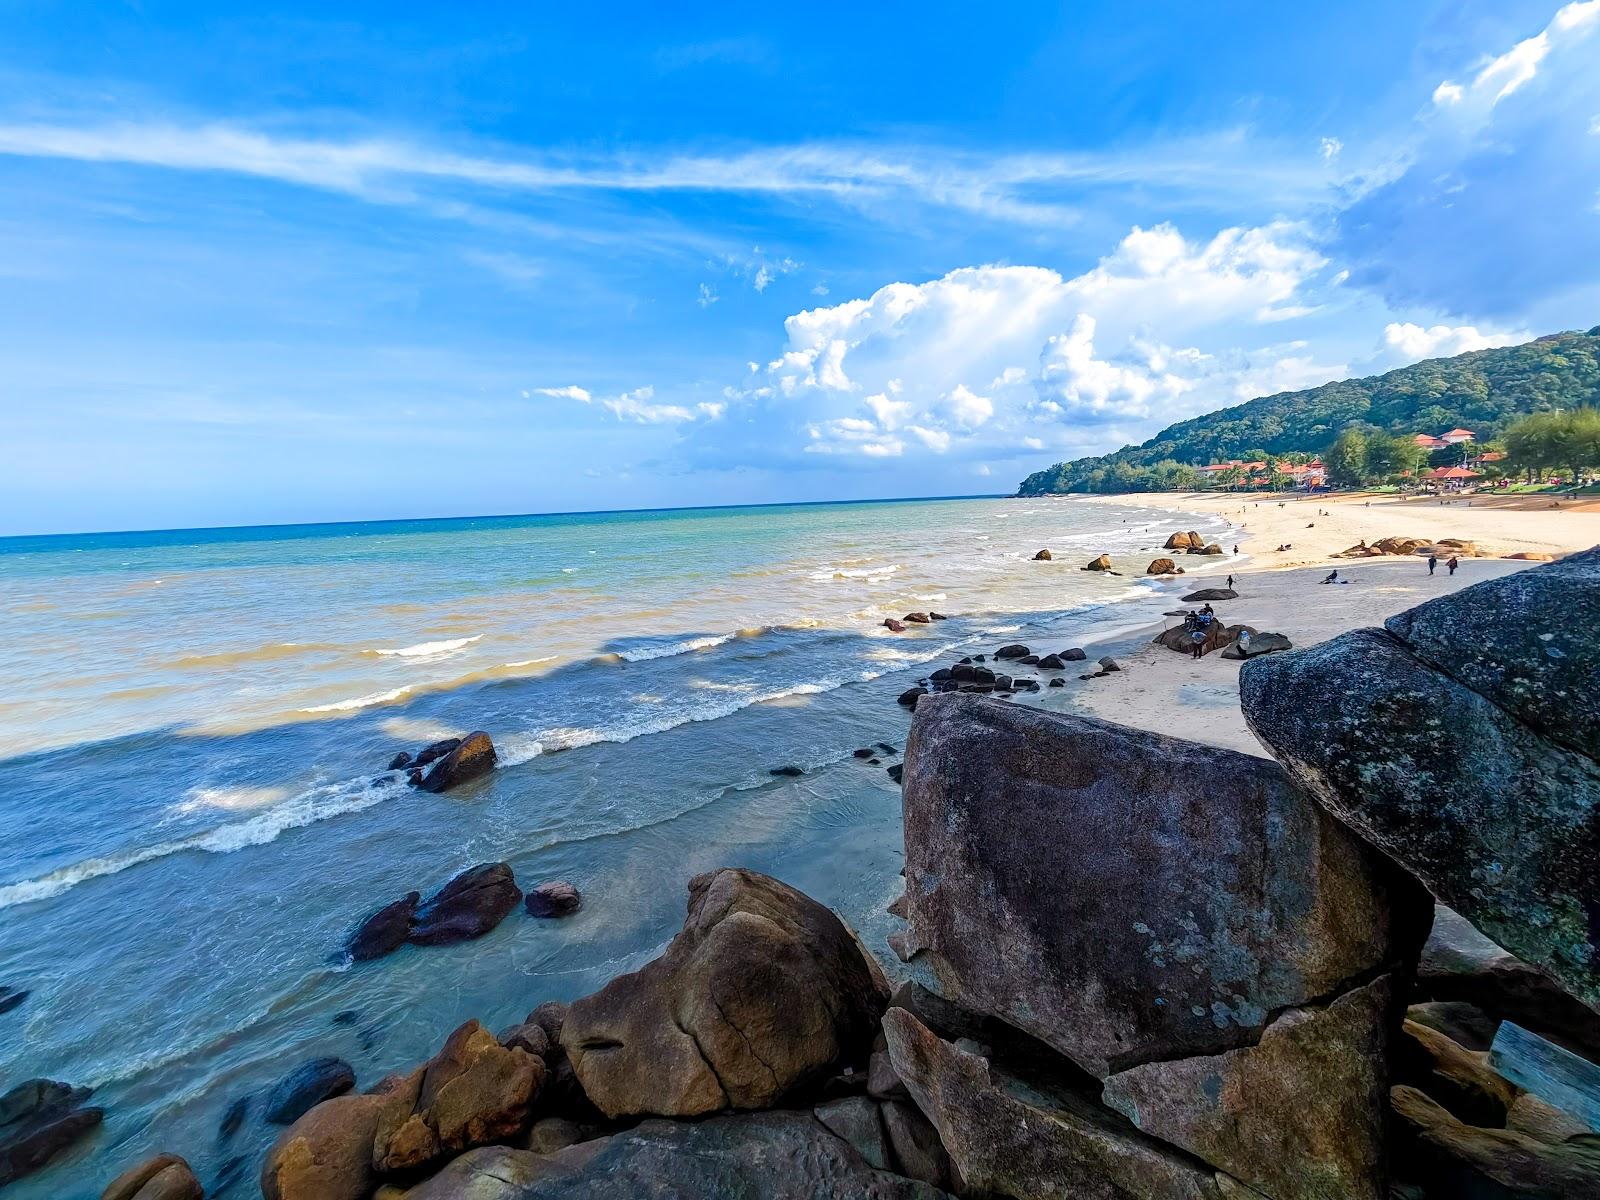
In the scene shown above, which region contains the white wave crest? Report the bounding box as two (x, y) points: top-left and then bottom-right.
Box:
(371, 635), (481, 658)
(615, 634), (733, 662)
(0, 776), (406, 910)
(299, 685), (413, 713)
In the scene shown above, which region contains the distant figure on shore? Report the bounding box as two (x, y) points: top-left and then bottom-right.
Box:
(1447, 556), (1459, 576)
(1428, 555), (1438, 576)
(1233, 544), (1239, 554)
(1322, 570), (1339, 584)
(1226, 574), (1235, 589)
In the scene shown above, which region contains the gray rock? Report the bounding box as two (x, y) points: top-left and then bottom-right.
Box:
(882, 1008), (1242, 1199)
(410, 1111), (953, 1198)
(1241, 626), (1600, 1010)
(899, 694), (1426, 1077)
(1062, 647), (1087, 661)
(1182, 588), (1237, 601)
(814, 1096), (891, 1170)
(525, 880), (582, 918)
(0, 1080), (103, 1189)
(1220, 631), (1292, 659)
(346, 892), (419, 961)
(1384, 547), (1600, 757)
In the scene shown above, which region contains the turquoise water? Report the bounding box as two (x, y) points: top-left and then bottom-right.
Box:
(0, 495), (1231, 1195)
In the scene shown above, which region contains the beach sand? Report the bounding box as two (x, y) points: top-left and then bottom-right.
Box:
(1043, 491), (1600, 757)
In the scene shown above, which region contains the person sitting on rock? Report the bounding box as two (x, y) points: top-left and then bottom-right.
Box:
(1200, 603), (1215, 617)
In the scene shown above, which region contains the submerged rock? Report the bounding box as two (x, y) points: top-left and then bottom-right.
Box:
(562, 868), (887, 1119)
(883, 618), (907, 632)
(409, 863), (522, 946)
(1033, 548), (1052, 560)
(419, 732), (496, 793)
(0, 986), (27, 1016)
(386, 751), (412, 770)
(0, 1079), (103, 1188)
(265, 1058), (355, 1126)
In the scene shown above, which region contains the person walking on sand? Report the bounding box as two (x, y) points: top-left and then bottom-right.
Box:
(1226, 573), (1235, 590)
(1448, 556), (1459, 576)
(1427, 555), (1438, 576)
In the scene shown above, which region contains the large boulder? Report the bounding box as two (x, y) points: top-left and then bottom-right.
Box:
(898, 695), (1427, 1199)
(1181, 587), (1237, 601)
(409, 863), (523, 946)
(1220, 631), (1291, 659)
(1032, 549), (1052, 561)
(408, 1110), (952, 1198)
(264, 1057), (356, 1124)
(1147, 558), (1178, 575)
(419, 731), (497, 793)
(101, 1153), (203, 1200)
(371, 1019), (545, 1174)
(562, 868), (888, 1119)
(1154, 621), (1248, 656)
(1390, 1085), (1600, 1197)
(882, 1008), (1244, 1199)
(346, 892), (419, 961)
(1240, 560), (1600, 1010)
(1083, 554), (1113, 571)
(260, 1092), (389, 1200)
(0, 1079), (103, 1188)
(1165, 531), (1203, 550)
(1383, 547), (1600, 758)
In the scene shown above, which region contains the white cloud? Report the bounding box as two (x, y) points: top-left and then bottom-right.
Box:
(535, 383), (721, 426)
(701, 221), (1342, 468)
(1431, 1), (1600, 120)
(697, 283), (719, 308)
(1320, 137), (1343, 161)
(533, 385), (592, 402)
(1380, 322), (1526, 362)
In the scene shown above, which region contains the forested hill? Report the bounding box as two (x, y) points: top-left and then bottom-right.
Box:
(1017, 327), (1600, 495)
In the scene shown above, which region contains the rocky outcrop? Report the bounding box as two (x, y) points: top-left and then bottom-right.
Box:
(101, 1153), (203, 1200)
(1147, 558), (1178, 574)
(1200, 543), (1224, 555)
(1165, 531), (1204, 550)
(0, 1079), (103, 1188)
(525, 881), (582, 918)
(1181, 587), (1236, 601)
(346, 892), (419, 961)
(1083, 554), (1112, 571)
(1154, 621), (1247, 656)
(419, 732), (497, 793)
(897, 695), (1427, 1198)
(410, 863), (523, 946)
(1240, 552), (1600, 1009)
(882, 1008), (1244, 1199)
(264, 1057), (355, 1125)
(1033, 549), (1052, 560)
(884, 618), (907, 632)
(562, 868), (888, 1119)
(406, 1111), (953, 1198)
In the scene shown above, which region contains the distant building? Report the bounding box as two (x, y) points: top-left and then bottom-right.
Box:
(1413, 433), (1446, 449)
(1424, 465), (1483, 491)
(1440, 428), (1476, 444)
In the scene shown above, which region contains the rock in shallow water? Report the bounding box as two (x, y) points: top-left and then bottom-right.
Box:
(100, 1152), (203, 1200)
(525, 880), (582, 918)
(346, 892), (419, 961)
(419, 732), (496, 793)
(0, 1079), (103, 1188)
(264, 1057), (355, 1125)
(409, 863), (522, 947)
(561, 867), (887, 1119)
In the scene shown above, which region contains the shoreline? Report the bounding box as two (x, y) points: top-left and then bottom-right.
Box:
(1062, 488), (1600, 572)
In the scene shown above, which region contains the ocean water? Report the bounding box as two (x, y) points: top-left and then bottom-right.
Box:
(0, 495), (1232, 1196)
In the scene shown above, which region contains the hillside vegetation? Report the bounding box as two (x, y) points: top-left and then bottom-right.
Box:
(1018, 327), (1600, 494)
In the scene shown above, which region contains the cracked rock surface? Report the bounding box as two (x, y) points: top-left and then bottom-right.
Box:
(1241, 551), (1600, 1010)
(561, 867), (888, 1119)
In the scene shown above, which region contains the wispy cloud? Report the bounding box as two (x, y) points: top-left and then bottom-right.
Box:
(0, 119), (1334, 225)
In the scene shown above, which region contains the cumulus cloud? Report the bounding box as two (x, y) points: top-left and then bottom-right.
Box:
(695, 221), (1345, 470)
(1380, 322), (1527, 362)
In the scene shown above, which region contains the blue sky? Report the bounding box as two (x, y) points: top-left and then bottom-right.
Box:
(1, 1), (1597, 534)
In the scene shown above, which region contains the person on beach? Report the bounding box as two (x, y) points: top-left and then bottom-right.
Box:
(1322, 569), (1339, 584)
(1428, 555), (1438, 576)
(1226, 574), (1235, 589)
(1448, 556), (1459, 576)
(1200, 603), (1215, 617)
(1190, 625), (1207, 659)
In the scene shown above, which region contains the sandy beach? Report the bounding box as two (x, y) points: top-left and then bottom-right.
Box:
(1048, 491), (1600, 757)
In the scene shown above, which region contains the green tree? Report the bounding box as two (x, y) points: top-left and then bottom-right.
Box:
(1325, 427), (1370, 485)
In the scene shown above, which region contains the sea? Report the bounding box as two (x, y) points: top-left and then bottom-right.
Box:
(0, 495), (1234, 1195)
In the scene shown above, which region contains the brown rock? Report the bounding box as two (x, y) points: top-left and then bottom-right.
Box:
(1506, 1092), (1592, 1144)
(1147, 558), (1178, 574)
(880, 1098), (953, 1190)
(1506, 551), (1555, 561)
(1396, 1018), (1519, 1127)
(409, 863), (522, 946)
(419, 731), (496, 793)
(260, 1092), (389, 1200)
(562, 868), (887, 1119)
(101, 1154), (202, 1200)
(1391, 1084), (1600, 1197)
(524, 1116), (595, 1154)
(1165, 531), (1202, 550)
(883, 618), (907, 632)
(1083, 553), (1113, 571)
(1103, 976), (1395, 1200)
(499, 1021), (551, 1060)
(524, 880), (581, 918)
(1033, 549), (1052, 560)
(372, 1019), (545, 1174)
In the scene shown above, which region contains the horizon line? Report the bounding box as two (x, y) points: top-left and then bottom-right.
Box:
(0, 490), (1021, 545)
